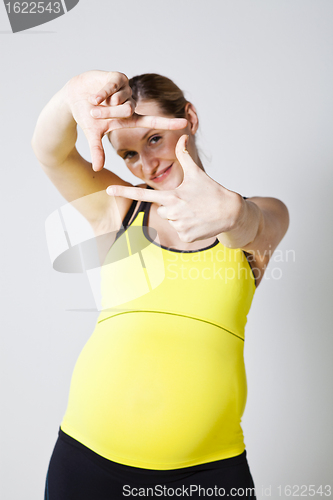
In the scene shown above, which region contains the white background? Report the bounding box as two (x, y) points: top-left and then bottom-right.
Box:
(1, 1), (332, 499)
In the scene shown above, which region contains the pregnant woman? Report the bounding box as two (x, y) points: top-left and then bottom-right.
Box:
(32, 70), (289, 499)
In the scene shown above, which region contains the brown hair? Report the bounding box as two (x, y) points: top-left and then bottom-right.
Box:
(128, 73), (188, 118)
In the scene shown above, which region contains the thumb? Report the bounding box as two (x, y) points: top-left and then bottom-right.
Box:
(82, 127), (105, 171)
(175, 135), (199, 178)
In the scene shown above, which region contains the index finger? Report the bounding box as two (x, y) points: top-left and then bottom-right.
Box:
(132, 114), (188, 130)
(106, 185), (171, 204)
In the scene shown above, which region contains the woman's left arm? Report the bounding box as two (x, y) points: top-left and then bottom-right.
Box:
(217, 194), (290, 259)
(106, 134), (290, 274)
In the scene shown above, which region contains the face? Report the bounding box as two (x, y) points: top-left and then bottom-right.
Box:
(109, 100), (199, 190)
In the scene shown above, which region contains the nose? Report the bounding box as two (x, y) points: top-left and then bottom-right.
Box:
(140, 152), (159, 175)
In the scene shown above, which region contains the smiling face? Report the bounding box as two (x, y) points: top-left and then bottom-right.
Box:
(109, 100), (201, 190)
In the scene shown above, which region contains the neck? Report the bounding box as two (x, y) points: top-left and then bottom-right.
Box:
(197, 155), (205, 172)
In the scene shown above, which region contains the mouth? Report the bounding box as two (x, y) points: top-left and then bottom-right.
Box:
(151, 164), (173, 182)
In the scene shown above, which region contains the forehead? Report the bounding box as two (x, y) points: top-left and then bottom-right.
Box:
(135, 100), (164, 116)
(109, 100), (167, 151)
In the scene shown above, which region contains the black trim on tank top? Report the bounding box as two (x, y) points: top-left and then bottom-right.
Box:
(114, 186), (256, 286)
(122, 198), (137, 227)
(239, 197), (257, 287)
(142, 202), (219, 253)
(115, 184), (152, 240)
(121, 187), (152, 223)
(113, 198), (140, 244)
(140, 185), (220, 253)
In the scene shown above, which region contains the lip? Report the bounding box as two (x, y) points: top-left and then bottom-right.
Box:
(151, 164), (173, 182)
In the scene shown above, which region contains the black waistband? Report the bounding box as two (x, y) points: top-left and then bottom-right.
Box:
(58, 428), (248, 479)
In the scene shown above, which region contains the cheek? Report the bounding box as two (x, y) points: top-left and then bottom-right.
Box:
(124, 162), (139, 177)
(162, 135), (181, 156)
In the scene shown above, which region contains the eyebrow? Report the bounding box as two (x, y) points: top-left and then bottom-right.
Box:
(117, 129), (153, 153)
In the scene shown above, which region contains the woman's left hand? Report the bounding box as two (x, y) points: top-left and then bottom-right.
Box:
(106, 135), (244, 243)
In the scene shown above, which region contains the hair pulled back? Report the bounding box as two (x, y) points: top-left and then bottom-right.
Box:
(128, 73), (188, 118)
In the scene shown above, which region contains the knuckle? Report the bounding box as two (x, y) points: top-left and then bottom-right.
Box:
(112, 72), (128, 87)
(106, 74), (120, 92)
(173, 220), (183, 232)
(110, 83), (118, 94)
(168, 209), (177, 220)
(118, 72), (128, 82)
(108, 71), (120, 81)
(91, 144), (103, 153)
(98, 89), (108, 99)
(111, 95), (120, 106)
(129, 99), (136, 112)
(111, 92), (122, 106)
(167, 194), (177, 205)
(180, 232), (193, 243)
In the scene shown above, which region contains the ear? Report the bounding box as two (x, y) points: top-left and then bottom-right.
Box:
(184, 102), (199, 135)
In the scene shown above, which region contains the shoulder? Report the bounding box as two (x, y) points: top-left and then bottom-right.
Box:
(246, 196), (290, 241)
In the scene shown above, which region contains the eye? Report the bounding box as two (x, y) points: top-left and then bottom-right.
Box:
(123, 151), (137, 161)
(149, 134), (162, 145)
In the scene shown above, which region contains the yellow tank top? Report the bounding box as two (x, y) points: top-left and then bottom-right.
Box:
(61, 198), (256, 470)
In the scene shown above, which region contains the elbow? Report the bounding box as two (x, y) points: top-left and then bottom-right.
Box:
(31, 130), (41, 159)
(277, 199), (290, 239)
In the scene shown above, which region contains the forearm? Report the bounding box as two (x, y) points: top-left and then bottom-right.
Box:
(31, 82), (77, 167)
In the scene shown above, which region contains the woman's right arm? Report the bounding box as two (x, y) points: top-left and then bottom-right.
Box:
(32, 70), (187, 231)
(31, 71), (137, 230)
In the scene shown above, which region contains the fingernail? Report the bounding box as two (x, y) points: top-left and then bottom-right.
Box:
(91, 108), (101, 118)
(106, 186), (114, 195)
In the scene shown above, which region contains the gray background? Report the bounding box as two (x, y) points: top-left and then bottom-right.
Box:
(1, 1), (332, 499)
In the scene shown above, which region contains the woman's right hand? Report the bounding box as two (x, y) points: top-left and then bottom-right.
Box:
(65, 71), (187, 172)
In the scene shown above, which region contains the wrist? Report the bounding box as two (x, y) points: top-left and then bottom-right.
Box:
(238, 198), (263, 246)
(31, 84), (78, 166)
(217, 188), (244, 233)
(59, 81), (78, 124)
(216, 191), (262, 249)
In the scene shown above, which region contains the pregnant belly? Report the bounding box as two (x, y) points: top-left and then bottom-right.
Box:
(61, 312), (247, 469)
